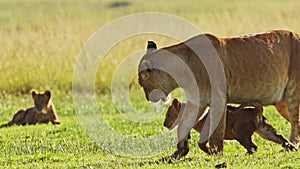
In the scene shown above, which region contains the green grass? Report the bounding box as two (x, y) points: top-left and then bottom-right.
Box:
(0, 95), (299, 168)
(1, 0), (300, 168)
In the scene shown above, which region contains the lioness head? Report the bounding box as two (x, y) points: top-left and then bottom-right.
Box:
(164, 98), (183, 129)
(138, 41), (178, 102)
(32, 90), (51, 112)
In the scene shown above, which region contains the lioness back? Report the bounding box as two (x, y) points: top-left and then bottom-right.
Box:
(220, 30), (295, 104)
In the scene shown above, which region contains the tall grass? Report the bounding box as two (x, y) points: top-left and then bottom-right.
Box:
(0, 0), (299, 94)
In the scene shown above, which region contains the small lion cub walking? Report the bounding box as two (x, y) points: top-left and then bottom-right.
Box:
(164, 99), (296, 154)
(0, 90), (61, 128)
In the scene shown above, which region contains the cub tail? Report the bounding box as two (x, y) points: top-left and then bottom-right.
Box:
(0, 121), (14, 128)
(233, 102), (263, 115)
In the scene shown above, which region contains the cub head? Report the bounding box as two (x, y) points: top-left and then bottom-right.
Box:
(138, 41), (178, 102)
(163, 98), (182, 129)
(32, 90), (51, 112)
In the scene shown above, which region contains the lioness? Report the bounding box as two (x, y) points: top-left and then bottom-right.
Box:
(164, 99), (296, 154)
(138, 30), (300, 158)
(0, 90), (61, 127)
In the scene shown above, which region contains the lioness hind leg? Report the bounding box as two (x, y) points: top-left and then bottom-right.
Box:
(284, 82), (300, 148)
(286, 100), (300, 148)
(255, 121), (297, 151)
(275, 98), (290, 121)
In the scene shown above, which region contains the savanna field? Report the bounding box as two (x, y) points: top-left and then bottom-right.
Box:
(1, 0), (300, 168)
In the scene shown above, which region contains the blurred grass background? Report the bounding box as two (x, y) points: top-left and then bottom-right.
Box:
(0, 0), (299, 96)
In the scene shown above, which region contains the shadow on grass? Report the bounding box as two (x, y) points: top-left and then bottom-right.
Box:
(122, 156), (194, 167)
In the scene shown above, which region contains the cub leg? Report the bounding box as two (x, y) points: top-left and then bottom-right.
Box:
(232, 121), (258, 154)
(235, 135), (258, 154)
(49, 105), (61, 124)
(51, 120), (61, 124)
(255, 120), (296, 151)
(0, 110), (27, 127)
(233, 128), (258, 154)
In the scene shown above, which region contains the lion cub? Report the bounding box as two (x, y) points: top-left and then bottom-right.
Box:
(164, 99), (296, 154)
(0, 90), (61, 127)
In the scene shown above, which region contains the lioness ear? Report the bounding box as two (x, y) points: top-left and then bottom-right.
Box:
(147, 40), (157, 53)
(31, 90), (37, 98)
(45, 90), (51, 99)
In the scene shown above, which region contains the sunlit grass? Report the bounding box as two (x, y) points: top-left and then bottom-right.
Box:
(1, 0), (300, 168)
(0, 96), (299, 168)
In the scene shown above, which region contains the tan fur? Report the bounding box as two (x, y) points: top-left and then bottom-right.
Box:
(0, 90), (61, 127)
(164, 99), (296, 154)
(138, 30), (300, 157)
(274, 98), (289, 121)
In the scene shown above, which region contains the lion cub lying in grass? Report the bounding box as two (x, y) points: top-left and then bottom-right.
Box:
(0, 90), (61, 128)
(164, 99), (296, 154)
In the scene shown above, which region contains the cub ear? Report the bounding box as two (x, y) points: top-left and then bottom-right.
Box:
(44, 90), (51, 99)
(31, 90), (37, 98)
(172, 98), (179, 105)
(140, 60), (153, 80)
(146, 40), (157, 53)
(172, 99), (181, 110)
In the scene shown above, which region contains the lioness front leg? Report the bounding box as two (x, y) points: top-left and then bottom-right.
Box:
(171, 136), (189, 160)
(171, 105), (206, 160)
(198, 114), (210, 154)
(207, 106), (226, 155)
